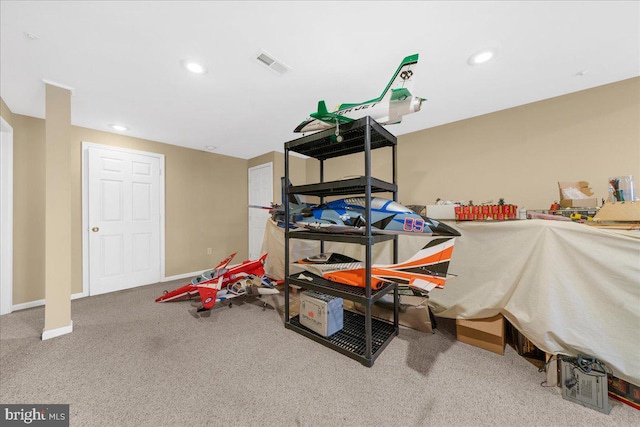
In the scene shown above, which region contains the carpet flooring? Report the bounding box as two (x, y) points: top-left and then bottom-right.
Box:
(1, 280), (638, 426)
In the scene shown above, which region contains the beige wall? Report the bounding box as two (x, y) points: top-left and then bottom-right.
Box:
(1, 109), (46, 305)
(279, 152), (308, 203)
(397, 77), (640, 209)
(313, 77), (640, 210)
(72, 128), (249, 290)
(3, 102), (248, 305)
(304, 147), (396, 202)
(3, 77), (638, 305)
(248, 151), (307, 205)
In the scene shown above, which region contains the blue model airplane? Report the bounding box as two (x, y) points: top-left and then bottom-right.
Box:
(295, 197), (460, 237)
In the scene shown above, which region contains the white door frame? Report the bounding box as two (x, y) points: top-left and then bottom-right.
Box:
(0, 116), (13, 315)
(248, 162), (273, 260)
(81, 142), (165, 296)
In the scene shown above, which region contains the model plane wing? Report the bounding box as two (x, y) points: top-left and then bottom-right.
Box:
(154, 283), (198, 303)
(196, 286), (218, 311)
(390, 87), (413, 101)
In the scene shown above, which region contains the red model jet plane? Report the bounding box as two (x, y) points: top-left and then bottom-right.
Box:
(155, 252), (278, 312)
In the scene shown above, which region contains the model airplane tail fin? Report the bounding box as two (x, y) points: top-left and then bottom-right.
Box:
(282, 177), (302, 205)
(377, 238), (456, 293)
(259, 253), (268, 264)
(379, 54), (419, 103)
(310, 100), (353, 125)
(309, 100), (329, 120)
(215, 252), (237, 270)
(317, 100), (328, 115)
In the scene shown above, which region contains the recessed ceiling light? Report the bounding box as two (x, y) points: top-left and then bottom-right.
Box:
(181, 60), (208, 74)
(109, 124), (128, 132)
(467, 49), (495, 66)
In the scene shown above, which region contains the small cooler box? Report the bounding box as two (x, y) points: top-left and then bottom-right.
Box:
(299, 291), (343, 337)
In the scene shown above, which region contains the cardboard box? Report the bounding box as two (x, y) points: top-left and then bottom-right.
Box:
(505, 321), (546, 365)
(558, 181), (598, 208)
(608, 375), (640, 410)
(456, 314), (505, 355)
(426, 204), (457, 220)
(354, 295), (432, 333)
(560, 198), (598, 208)
(594, 202), (640, 222)
(299, 291), (343, 337)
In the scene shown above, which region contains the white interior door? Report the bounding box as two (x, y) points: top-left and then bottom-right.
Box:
(88, 145), (162, 295)
(248, 162), (273, 260)
(0, 117), (13, 315)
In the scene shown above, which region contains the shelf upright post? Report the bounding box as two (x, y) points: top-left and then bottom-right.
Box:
(364, 116), (373, 361)
(319, 158), (324, 254)
(392, 142), (398, 264)
(284, 146), (290, 323)
(392, 137), (399, 330)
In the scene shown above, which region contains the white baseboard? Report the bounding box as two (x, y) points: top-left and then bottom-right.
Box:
(71, 292), (85, 300)
(162, 270), (205, 282)
(12, 292), (86, 312)
(12, 298), (45, 312)
(42, 320), (73, 340)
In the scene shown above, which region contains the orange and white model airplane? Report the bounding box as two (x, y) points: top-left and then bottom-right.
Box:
(294, 238), (456, 293)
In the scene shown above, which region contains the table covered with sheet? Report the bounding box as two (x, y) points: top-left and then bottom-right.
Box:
(261, 218), (640, 385)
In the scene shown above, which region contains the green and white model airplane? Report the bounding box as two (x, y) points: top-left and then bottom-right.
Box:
(294, 54), (425, 138)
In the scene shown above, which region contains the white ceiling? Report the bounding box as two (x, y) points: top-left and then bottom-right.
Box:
(1, 1), (639, 159)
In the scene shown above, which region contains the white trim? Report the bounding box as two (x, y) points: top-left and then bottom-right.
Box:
(248, 162), (273, 260)
(0, 116), (13, 316)
(162, 269), (207, 282)
(12, 292), (85, 312)
(81, 142), (165, 297)
(13, 298), (44, 312)
(42, 79), (75, 95)
(42, 321), (73, 341)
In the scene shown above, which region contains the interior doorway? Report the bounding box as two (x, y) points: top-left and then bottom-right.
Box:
(248, 162), (273, 260)
(82, 142), (165, 296)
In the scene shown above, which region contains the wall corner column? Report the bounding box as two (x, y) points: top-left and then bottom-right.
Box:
(43, 83), (73, 340)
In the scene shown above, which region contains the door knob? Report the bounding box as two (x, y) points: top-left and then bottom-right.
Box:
(91, 227), (99, 232)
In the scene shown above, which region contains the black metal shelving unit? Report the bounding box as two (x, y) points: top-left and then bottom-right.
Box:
(284, 116), (399, 367)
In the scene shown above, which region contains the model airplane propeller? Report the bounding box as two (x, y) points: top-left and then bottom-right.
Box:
(155, 253), (279, 313)
(294, 54), (425, 140)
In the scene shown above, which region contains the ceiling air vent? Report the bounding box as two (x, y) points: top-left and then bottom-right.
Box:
(255, 49), (290, 76)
